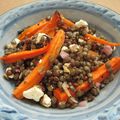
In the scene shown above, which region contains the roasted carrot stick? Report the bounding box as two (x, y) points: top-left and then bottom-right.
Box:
(76, 57), (120, 91)
(61, 16), (75, 28)
(53, 88), (76, 102)
(0, 45), (49, 64)
(54, 88), (68, 102)
(18, 11), (61, 40)
(13, 30), (65, 99)
(54, 57), (120, 102)
(18, 19), (47, 40)
(37, 11), (61, 35)
(85, 34), (120, 46)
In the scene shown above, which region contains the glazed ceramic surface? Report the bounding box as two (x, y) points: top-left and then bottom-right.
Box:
(0, 0), (120, 120)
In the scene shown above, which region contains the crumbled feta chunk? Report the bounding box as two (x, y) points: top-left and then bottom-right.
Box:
(75, 19), (88, 28)
(6, 67), (12, 72)
(63, 66), (70, 73)
(61, 46), (69, 51)
(5, 67), (14, 78)
(113, 46), (116, 51)
(39, 59), (42, 63)
(41, 94), (51, 108)
(93, 34), (96, 37)
(78, 38), (84, 43)
(8, 74), (14, 79)
(7, 43), (14, 49)
(36, 33), (47, 44)
(23, 86), (44, 102)
(69, 44), (79, 52)
(63, 63), (70, 73)
(14, 38), (20, 45)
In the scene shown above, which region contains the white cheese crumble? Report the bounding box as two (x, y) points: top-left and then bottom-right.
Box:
(69, 44), (79, 52)
(39, 59), (42, 63)
(36, 33), (48, 44)
(78, 38), (84, 43)
(41, 94), (51, 108)
(5, 67), (14, 78)
(63, 63), (70, 73)
(14, 38), (20, 45)
(75, 19), (88, 28)
(23, 86), (44, 102)
(61, 46), (69, 51)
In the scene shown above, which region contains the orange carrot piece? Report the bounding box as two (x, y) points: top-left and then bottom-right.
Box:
(18, 11), (61, 40)
(37, 11), (61, 34)
(18, 19), (47, 40)
(88, 50), (99, 58)
(53, 88), (76, 102)
(85, 34), (120, 46)
(13, 30), (65, 99)
(0, 45), (49, 64)
(76, 57), (120, 92)
(61, 15), (75, 28)
(93, 57), (120, 83)
(54, 88), (68, 102)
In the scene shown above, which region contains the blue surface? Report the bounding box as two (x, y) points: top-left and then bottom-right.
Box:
(0, 0), (120, 120)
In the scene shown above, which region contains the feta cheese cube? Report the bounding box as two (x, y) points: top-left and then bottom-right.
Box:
(61, 46), (69, 51)
(36, 33), (46, 44)
(75, 19), (88, 28)
(14, 38), (20, 45)
(41, 94), (51, 108)
(39, 59), (42, 63)
(69, 44), (79, 52)
(23, 86), (44, 102)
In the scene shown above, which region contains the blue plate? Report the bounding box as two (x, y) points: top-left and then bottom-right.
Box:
(0, 0), (120, 120)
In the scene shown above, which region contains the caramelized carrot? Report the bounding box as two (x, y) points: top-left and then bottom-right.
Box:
(18, 11), (61, 40)
(76, 57), (120, 91)
(85, 34), (120, 46)
(37, 11), (61, 34)
(53, 89), (76, 102)
(13, 30), (65, 99)
(61, 16), (75, 28)
(54, 88), (68, 102)
(0, 45), (49, 64)
(18, 19), (47, 40)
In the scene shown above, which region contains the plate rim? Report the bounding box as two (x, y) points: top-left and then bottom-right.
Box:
(0, 0), (120, 120)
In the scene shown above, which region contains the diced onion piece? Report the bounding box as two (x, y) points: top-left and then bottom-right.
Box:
(102, 45), (113, 56)
(60, 51), (69, 59)
(95, 82), (101, 88)
(62, 82), (71, 97)
(79, 100), (88, 107)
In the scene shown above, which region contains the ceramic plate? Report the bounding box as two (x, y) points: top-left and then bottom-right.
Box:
(0, 0), (120, 120)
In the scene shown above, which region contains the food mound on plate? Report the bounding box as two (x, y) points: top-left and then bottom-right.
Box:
(1, 11), (120, 109)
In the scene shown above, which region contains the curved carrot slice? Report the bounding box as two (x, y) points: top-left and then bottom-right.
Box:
(76, 57), (120, 91)
(54, 88), (68, 102)
(13, 30), (65, 99)
(18, 11), (61, 40)
(0, 45), (49, 64)
(85, 34), (120, 46)
(18, 19), (47, 40)
(36, 11), (61, 35)
(61, 15), (75, 28)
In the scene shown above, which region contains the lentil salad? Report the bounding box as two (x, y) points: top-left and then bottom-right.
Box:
(1, 11), (120, 109)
